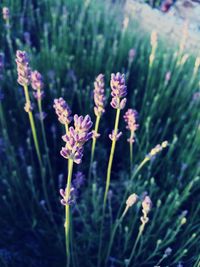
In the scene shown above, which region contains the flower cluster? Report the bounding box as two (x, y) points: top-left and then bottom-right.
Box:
(93, 74), (105, 117)
(60, 171), (85, 206)
(109, 130), (122, 141)
(15, 50), (31, 86)
(140, 196), (152, 225)
(31, 71), (44, 100)
(128, 48), (136, 65)
(126, 193), (138, 208)
(2, 7), (9, 21)
(146, 141), (168, 160)
(53, 97), (72, 125)
(60, 187), (77, 206)
(0, 53), (4, 79)
(60, 115), (93, 164)
(73, 171), (85, 188)
(124, 109), (139, 143)
(110, 72), (127, 110)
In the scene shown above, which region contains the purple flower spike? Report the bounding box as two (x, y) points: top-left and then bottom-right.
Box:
(109, 130), (122, 141)
(53, 97), (72, 125)
(31, 70), (44, 91)
(110, 72), (127, 110)
(94, 74), (105, 117)
(124, 109), (139, 143)
(15, 50), (31, 86)
(59, 187), (77, 206)
(73, 171), (85, 189)
(61, 114), (93, 164)
(2, 7), (9, 20)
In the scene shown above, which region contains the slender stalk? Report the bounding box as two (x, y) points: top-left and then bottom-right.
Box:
(104, 108), (121, 205)
(97, 108), (121, 267)
(105, 205), (129, 266)
(65, 159), (74, 267)
(88, 115), (100, 181)
(126, 225), (145, 267)
(129, 131), (134, 173)
(23, 85), (42, 166)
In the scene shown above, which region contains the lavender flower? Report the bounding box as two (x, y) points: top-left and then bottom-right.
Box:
(53, 97), (72, 125)
(2, 7), (9, 21)
(15, 50), (31, 86)
(31, 70), (44, 90)
(128, 48), (136, 65)
(146, 141), (168, 160)
(126, 193), (138, 208)
(110, 72), (127, 110)
(36, 111), (47, 121)
(124, 109), (138, 143)
(60, 114), (93, 164)
(164, 247), (172, 257)
(93, 74), (105, 117)
(60, 187), (77, 206)
(0, 53), (4, 72)
(24, 102), (33, 113)
(109, 130), (122, 141)
(24, 32), (31, 46)
(73, 171), (85, 189)
(140, 196), (152, 224)
(165, 71), (171, 83)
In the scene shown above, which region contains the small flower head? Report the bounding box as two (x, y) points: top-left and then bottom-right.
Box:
(15, 50), (31, 86)
(59, 187), (77, 206)
(164, 247), (172, 257)
(146, 141), (168, 160)
(165, 71), (171, 83)
(110, 72), (127, 110)
(94, 74), (105, 117)
(128, 48), (136, 64)
(53, 97), (72, 125)
(142, 196), (152, 215)
(109, 130), (122, 141)
(61, 114), (93, 164)
(126, 193), (138, 208)
(24, 102), (33, 113)
(73, 171), (85, 189)
(124, 109), (139, 143)
(2, 7), (9, 20)
(31, 70), (44, 90)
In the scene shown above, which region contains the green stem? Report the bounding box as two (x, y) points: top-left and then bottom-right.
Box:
(97, 108), (121, 267)
(23, 85), (42, 166)
(88, 115), (101, 181)
(105, 205), (129, 266)
(127, 224), (145, 267)
(104, 108), (121, 206)
(65, 159), (74, 266)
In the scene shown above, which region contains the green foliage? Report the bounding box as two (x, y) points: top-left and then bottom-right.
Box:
(0, 0), (199, 267)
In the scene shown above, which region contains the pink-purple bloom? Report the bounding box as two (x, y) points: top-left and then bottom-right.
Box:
(60, 187), (77, 206)
(93, 74), (105, 117)
(128, 48), (136, 64)
(109, 130), (122, 141)
(124, 109), (139, 143)
(15, 50), (31, 86)
(31, 70), (44, 90)
(73, 171), (85, 188)
(110, 72), (127, 110)
(2, 7), (9, 20)
(53, 97), (72, 125)
(31, 71), (44, 100)
(60, 114), (93, 164)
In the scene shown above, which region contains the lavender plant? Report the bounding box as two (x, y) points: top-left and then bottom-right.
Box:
(0, 1), (199, 267)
